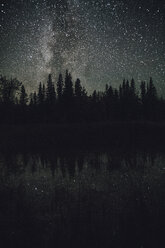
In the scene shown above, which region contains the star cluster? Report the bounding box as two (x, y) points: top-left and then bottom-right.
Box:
(0, 0), (165, 93)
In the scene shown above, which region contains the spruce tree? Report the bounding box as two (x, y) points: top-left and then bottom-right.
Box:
(63, 70), (73, 100)
(38, 82), (44, 105)
(20, 85), (28, 105)
(57, 73), (63, 100)
(46, 74), (56, 105)
(140, 81), (146, 104)
(75, 78), (82, 98)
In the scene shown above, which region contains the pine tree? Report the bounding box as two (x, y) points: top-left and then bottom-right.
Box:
(140, 81), (146, 104)
(147, 77), (157, 100)
(82, 87), (87, 98)
(46, 74), (56, 105)
(63, 70), (73, 100)
(75, 78), (82, 98)
(131, 78), (135, 96)
(33, 92), (37, 105)
(42, 84), (46, 103)
(122, 79), (126, 94)
(57, 73), (63, 100)
(38, 82), (44, 105)
(92, 90), (97, 102)
(29, 93), (34, 106)
(106, 85), (113, 98)
(0, 76), (22, 104)
(20, 85), (28, 105)
(126, 80), (129, 93)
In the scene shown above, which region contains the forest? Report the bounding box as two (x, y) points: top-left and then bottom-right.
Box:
(0, 70), (164, 124)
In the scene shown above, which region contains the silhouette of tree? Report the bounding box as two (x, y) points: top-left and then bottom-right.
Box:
(57, 73), (63, 100)
(46, 74), (56, 105)
(129, 78), (139, 119)
(20, 85), (28, 105)
(92, 90), (97, 103)
(104, 84), (119, 120)
(130, 78), (136, 97)
(37, 82), (44, 105)
(140, 81), (146, 104)
(75, 78), (82, 98)
(61, 70), (74, 121)
(145, 78), (158, 120)
(0, 76), (22, 104)
(147, 77), (157, 100)
(63, 70), (74, 100)
(0, 73), (164, 124)
(74, 78), (86, 121)
(118, 79), (140, 120)
(33, 92), (37, 105)
(29, 93), (34, 106)
(42, 84), (46, 102)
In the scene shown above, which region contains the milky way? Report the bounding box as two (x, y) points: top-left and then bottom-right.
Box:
(0, 0), (165, 94)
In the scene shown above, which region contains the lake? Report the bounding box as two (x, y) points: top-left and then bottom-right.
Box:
(0, 147), (164, 248)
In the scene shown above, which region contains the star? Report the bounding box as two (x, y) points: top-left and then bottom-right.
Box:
(0, 0), (164, 94)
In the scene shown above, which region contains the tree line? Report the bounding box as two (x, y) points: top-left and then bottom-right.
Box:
(0, 71), (164, 124)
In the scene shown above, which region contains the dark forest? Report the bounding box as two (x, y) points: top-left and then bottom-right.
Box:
(0, 70), (164, 125)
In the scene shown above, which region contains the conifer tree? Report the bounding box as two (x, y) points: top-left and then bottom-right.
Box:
(63, 70), (73, 100)
(75, 78), (82, 98)
(140, 81), (146, 104)
(42, 84), (46, 103)
(147, 77), (157, 100)
(20, 85), (28, 105)
(33, 92), (37, 105)
(131, 78), (136, 96)
(46, 74), (56, 105)
(57, 73), (63, 100)
(38, 82), (44, 105)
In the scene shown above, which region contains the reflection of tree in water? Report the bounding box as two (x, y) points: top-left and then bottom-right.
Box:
(0, 148), (159, 177)
(0, 149), (164, 247)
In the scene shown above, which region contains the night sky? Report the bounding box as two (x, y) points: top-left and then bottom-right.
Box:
(0, 0), (165, 94)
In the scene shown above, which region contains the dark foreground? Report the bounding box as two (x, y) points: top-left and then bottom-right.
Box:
(0, 122), (165, 248)
(0, 121), (165, 149)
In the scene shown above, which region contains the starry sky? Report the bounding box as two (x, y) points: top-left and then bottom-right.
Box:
(0, 0), (165, 94)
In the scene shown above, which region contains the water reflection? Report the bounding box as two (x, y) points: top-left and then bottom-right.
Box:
(0, 149), (164, 248)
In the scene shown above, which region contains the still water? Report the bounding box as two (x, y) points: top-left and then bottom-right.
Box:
(0, 148), (165, 248)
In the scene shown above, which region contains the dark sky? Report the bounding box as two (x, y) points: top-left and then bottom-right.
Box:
(0, 0), (165, 93)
